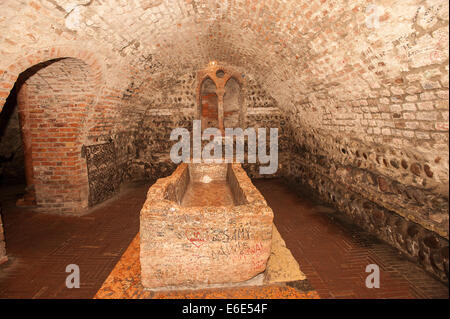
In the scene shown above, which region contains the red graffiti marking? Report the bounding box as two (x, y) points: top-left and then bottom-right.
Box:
(185, 229), (206, 248)
(436, 122), (449, 131)
(236, 242), (265, 260)
(251, 258), (266, 271)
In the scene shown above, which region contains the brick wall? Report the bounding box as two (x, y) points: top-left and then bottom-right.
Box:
(201, 93), (219, 126)
(14, 58), (95, 214)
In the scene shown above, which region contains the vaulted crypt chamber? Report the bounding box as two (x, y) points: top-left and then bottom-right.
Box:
(0, 0), (448, 299)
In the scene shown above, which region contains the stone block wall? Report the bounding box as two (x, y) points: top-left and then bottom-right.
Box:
(131, 112), (194, 181)
(282, 104), (449, 283)
(242, 109), (290, 179)
(129, 72), (288, 181)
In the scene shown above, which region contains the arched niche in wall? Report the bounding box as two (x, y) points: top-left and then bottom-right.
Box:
(196, 64), (245, 133)
(199, 77), (218, 131)
(223, 77), (241, 129)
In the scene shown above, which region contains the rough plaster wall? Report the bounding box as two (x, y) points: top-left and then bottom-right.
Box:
(244, 76), (278, 109)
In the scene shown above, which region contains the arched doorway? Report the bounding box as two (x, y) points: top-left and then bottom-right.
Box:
(0, 57), (96, 214)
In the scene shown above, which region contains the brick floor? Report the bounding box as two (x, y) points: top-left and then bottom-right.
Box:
(0, 179), (448, 299)
(253, 179), (448, 299)
(0, 182), (150, 298)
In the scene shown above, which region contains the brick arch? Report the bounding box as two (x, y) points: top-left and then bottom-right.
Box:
(200, 75), (217, 89)
(0, 49), (105, 214)
(0, 47), (104, 114)
(224, 74), (244, 89)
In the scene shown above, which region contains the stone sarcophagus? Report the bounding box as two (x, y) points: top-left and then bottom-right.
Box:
(140, 163), (274, 289)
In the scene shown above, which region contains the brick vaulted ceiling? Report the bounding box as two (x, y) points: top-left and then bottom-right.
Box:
(0, 1), (448, 182)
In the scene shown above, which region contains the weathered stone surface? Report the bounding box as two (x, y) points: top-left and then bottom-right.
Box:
(140, 163), (274, 289)
(282, 133), (449, 283)
(95, 224), (312, 298)
(264, 225), (306, 284)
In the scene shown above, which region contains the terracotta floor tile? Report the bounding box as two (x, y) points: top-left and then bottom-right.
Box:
(0, 179), (448, 299)
(252, 179), (448, 299)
